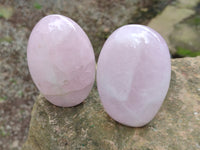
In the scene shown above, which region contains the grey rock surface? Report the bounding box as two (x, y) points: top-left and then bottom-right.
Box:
(148, 0), (200, 56)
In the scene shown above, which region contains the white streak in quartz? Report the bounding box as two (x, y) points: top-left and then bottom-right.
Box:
(100, 31), (142, 102)
(41, 61), (94, 96)
(48, 15), (75, 32)
(45, 64), (58, 85)
(103, 71), (133, 102)
(99, 26), (152, 102)
(139, 25), (161, 42)
(97, 25), (171, 127)
(27, 15), (95, 107)
(130, 31), (150, 46)
(48, 19), (63, 32)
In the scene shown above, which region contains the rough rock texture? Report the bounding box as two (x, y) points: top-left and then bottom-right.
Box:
(169, 13), (200, 57)
(148, 0), (200, 56)
(23, 56), (200, 150)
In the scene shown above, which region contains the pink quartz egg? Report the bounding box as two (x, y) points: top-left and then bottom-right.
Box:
(27, 15), (95, 107)
(97, 25), (171, 127)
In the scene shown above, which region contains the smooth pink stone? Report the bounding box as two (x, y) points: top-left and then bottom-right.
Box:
(97, 25), (171, 127)
(27, 15), (95, 107)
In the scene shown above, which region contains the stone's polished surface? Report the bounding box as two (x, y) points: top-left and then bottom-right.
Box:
(27, 15), (95, 107)
(97, 25), (171, 127)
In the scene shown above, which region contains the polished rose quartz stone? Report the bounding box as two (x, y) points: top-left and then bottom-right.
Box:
(97, 25), (171, 127)
(27, 15), (95, 107)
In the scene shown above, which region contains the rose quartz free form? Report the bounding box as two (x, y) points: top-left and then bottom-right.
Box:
(97, 25), (171, 127)
(27, 15), (95, 107)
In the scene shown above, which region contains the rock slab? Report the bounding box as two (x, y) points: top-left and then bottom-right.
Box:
(23, 57), (200, 150)
(148, 0), (200, 56)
